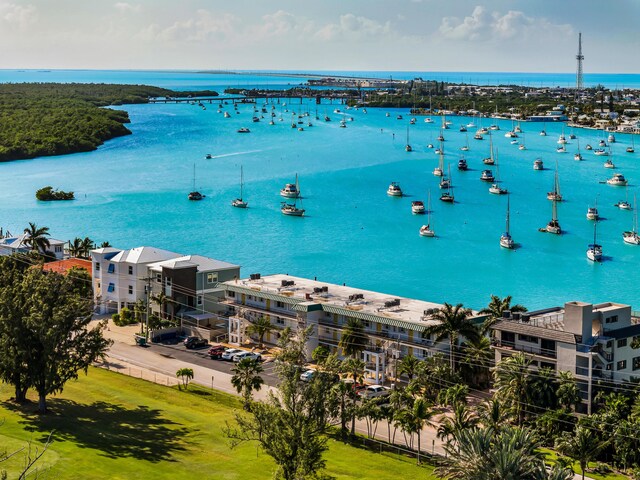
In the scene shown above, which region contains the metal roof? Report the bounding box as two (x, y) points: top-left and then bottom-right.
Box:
(492, 320), (577, 344)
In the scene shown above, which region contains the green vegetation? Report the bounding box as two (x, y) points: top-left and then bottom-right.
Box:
(35, 185), (75, 201)
(0, 83), (217, 162)
(0, 367), (436, 480)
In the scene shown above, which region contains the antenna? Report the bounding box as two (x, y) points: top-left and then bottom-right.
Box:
(575, 32), (584, 100)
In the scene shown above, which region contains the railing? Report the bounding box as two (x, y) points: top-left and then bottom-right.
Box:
(492, 340), (557, 359)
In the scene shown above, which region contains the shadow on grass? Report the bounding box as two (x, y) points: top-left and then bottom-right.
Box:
(3, 399), (189, 462)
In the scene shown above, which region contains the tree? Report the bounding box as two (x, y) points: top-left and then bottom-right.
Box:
(530, 367), (558, 411)
(460, 336), (493, 387)
(438, 383), (469, 408)
(555, 426), (608, 480)
(397, 397), (433, 463)
(424, 303), (480, 371)
(80, 237), (95, 258)
(493, 352), (533, 425)
(339, 318), (367, 358)
(477, 398), (509, 435)
(151, 291), (174, 320)
(342, 356), (365, 436)
(231, 358), (264, 410)
(437, 403), (478, 445)
(479, 295), (527, 334)
(99, 241), (111, 248)
(176, 368), (194, 390)
(397, 354), (421, 381)
(556, 371), (580, 412)
(3, 267), (111, 412)
(246, 316), (274, 347)
(69, 237), (83, 257)
(225, 327), (334, 480)
(22, 222), (50, 254)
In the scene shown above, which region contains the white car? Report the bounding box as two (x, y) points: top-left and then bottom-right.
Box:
(299, 369), (315, 382)
(232, 351), (263, 362)
(221, 348), (243, 361)
(358, 385), (391, 399)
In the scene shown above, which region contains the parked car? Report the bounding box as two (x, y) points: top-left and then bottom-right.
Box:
(358, 385), (391, 399)
(221, 348), (244, 360)
(342, 378), (367, 392)
(299, 369), (316, 382)
(184, 336), (208, 349)
(232, 351), (262, 362)
(208, 345), (226, 359)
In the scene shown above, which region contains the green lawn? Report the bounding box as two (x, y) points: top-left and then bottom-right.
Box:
(0, 368), (436, 479)
(541, 448), (629, 480)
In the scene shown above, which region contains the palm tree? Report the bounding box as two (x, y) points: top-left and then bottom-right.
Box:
(556, 371), (580, 412)
(69, 237), (83, 257)
(555, 427), (608, 480)
(231, 358), (264, 410)
(424, 303), (480, 371)
(339, 318), (368, 358)
(246, 316), (275, 347)
(151, 291), (174, 320)
(530, 367), (558, 411)
(100, 241), (111, 248)
(479, 295), (527, 334)
(175, 367), (194, 390)
(437, 403), (478, 445)
(477, 398), (509, 434)
(398, 354), (421, 381)
(23, 222), (50, 253)
(401, 398), (433, 463)
(493, 352), (533, 425)
(461, 336), (493, 387)
(437, 383), (468, 408)
(342, 357), (365, 436)
(80, 237), (95, 258)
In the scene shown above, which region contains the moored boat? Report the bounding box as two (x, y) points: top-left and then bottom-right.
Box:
(411, 200), (425, 214)
(533, 159), (544, 170)
(280, 174), (301, 198)
(607, 173), (628, 186)
(387, 182), (403, 197)
(500, 194), (515, 249)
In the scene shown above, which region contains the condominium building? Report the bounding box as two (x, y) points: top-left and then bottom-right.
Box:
(221, 273), (484, 384)
(491, 301), (640, 413)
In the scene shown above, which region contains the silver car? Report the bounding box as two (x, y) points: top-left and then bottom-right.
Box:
(221, 348), (243, 361)
(232, 351), (262, 362)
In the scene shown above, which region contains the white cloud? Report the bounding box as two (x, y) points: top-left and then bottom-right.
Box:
(0, 1), (36, 30)
(138, 9), (239, 43)
(315, 13), (391, 41)
(258, 10), (314, 38)
(114, 2), (141, 14)
(439, 5), (572, 42)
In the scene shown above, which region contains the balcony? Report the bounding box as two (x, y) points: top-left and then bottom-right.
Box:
(492, 339), (557, 359)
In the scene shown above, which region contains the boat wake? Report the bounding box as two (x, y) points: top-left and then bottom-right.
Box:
(208, 150), (263, 159)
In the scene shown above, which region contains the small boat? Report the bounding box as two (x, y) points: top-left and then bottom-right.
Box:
(420, 192), (435, 236)
(627, 135), (635, 153)
(269, 120), (275, 125)
(339, 119), (347, 128)
(586, 198), (598, 220)
(623, 195), (640, 245)
(533, 159), (544, 170)
(324, 115), (331, 122)
(514, 123), (522, 133)
(604, 159), (615, 168)
(518, 133), (526, 150)
(237, 127), (250, 133)
(205, 154), (212, 159)
(585, 144), (593, 150)
(594, 148), (608, 156)
(500, 194), (515, 249)
(489, 151), (507, 194)
(557, 133), (567, 144)
(387, 182), (403, 197)
(188, 164), (204, 201)
(474, 132), (483, 140)
(466, 121), (476, 128)
(511, 140), (519, 145)
(439, 176), (451, 190)
(545, 197), (561, 234)
(439, 166), (454, 203)
(547, 164), (562, 201)
(334, 108), (341, 114)
(397, 115), (403, 120)
(281, 200), (305, 216)
(427, 143), (434, 149)
(280, 174), (301, 198)
(435, 148), (442, 155)
(437, 131), (445, 142)
(224, 111), (231, 118)
(479, 127), (489, 134)
(433, 143), (445, 176)
(540, 129), (547, 136)
(460, 133), (469, 151)
(505, 131), (517, 138)
(608, 133), (616, 143)
(424, 117), (433, 123)
(587, 222), (602, 262)
(252, 116), (260, 123)
(483, 134), (495, 164)
(297, 127), (304, 131)
(599, 139), (607, 147)
(457, 157), (468, 171)
(231, 166), (248, 208)
(405, 127), (412, 152)
(386, 112), (390, 117)
(607, 173), (628, 186)
(480, 170), (494, 182)
(574, 140), (583, 161)
(556, 145), (566, 153)
(411, 200), (425, 214)
(410, 118), (416, 125)
(489, 124), (500, 131)
(459, 125), (467, 132)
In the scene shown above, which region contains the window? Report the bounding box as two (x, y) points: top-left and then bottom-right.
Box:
(197, 295), (202, 306)
(618, 339), (627, 348)
(275, 301), (285, 308)
(275, 317), (285, 326)
(107, 264), (115, 274)
(166, 277), (172, 286)
(156, 273), (161, 283)
(128, 285), (133, 295)
(128, 266), (133, 275)
(207, 272), (218, 284)
(55, 246), (62, 253)
(617, 360), (627, 370)
(605, 315), (619, 324)
(633, 357), (640, 371)
(541, 362), (556, 370)
(518, 334), (538, 343)
(107, 283), (115, 293)
(95, 262), (100, 271)
(228, 291), (235, 298)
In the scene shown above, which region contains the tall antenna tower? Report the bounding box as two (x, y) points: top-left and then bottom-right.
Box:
(575, 32), (584, 92)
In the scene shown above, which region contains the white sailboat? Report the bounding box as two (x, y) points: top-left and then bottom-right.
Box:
(627, 135), (635, 153)
(544, 196), (562, 235)
(574, 139), (583, 161)
(405, 126), (412, 152)
(281, 197), (305, 216)
(231, 166), (248, 208)
(439, 164), (454, 203)
(500, 194), (515, 249)
(615, 186), (632, 210)
(518, 133), (526, 150)
(188, 163), (204, 201)
(460, 133), (469, 152)
(587, 221), (603, 262)
(433, 141), (444, 176)
(547, 163), (563, 201)
(419, 191), (436, 237)
(623, 195), (640, 245)
(483, 133), (495, 165)
(489, 149), (507, 195)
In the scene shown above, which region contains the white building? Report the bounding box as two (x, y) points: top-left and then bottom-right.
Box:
(491, 301), (640, 413)
(0, 233), (66, 260)
(221, 273), (484, 384)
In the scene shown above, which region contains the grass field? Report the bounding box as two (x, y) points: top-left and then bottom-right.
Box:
(0, 367), (436, 479)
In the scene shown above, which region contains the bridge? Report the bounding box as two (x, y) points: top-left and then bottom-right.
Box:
(148, 94), (350, 105)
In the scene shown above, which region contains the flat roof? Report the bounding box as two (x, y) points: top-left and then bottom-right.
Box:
(225, 274), (483, 329)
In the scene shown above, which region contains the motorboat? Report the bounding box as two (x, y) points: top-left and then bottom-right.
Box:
(387, 182), (403, 196)
(533, 159), (544, 170)
(607, 173), (628, 186)
(505, 131), (518, 138)
(473, 133), (483, 140)
(594, 148), (608, 156)
(281, 201), (305, 216)
(480, 170), (495, 182)
(489, 124), (500, 131)
(500, 194), (515, 249)
(280, 175), (301, 198)
(324, 115), (331, 122)
(466, 121), (476, 128)
(511, 140), (519, 145)
(205, 154), (212, 159)
(439, 166), (454, 203)
(489, 183), (507, 195)
(334, 108), (341, 114)
(237, 127), (250, 133)
(252, 116), (260, 123)
(457, 157), (468, 171)
(586, 203), (599, 220)
(339, 119), (347, 128)
(604, 159), (615, 168)
(424, 117), (433, 123)
(397, 115), (403, 120)
(411, 201), (426, 214)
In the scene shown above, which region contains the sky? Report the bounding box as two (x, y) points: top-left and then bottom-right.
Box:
(1, 0), (638, 73)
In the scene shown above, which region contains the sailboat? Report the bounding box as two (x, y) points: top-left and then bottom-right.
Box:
(574, 139), (583, 161)
(615, 185), (632, 210)
(424, 95), (433, 123)
(433, 142), (444, 176)
(405, 126), (412, 152)
(231, 166), (248, 208)
(489, 149), (508, 195)
(587, 221), (603, 262)
(460, 133), (469, 152)
(518, 133), (526, 150)
(281, 197), (305, 216)
(500, 194), (515, 249)
(483, 134), (495, 165)
(439, 164), (454, 203)
(544, 196), (562, 234)
(420, 191), (435, 237)
(586, 197), (599, 220)
(188, 164), (204, 201)
(623, 195), (640, 245)
(627, 135), (635, 153)
(547, 163), (563, 201)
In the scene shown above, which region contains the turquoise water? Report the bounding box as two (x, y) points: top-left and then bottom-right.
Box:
(1, 71), (639, 310)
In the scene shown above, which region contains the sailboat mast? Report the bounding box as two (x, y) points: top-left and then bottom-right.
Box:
(552, 198), (558, 222)
(240, 166), (244, 199)
(439, 141), (444, 171)
(193, 163), (196, 191)
(428, 190), (432, 225)
(506, 194), (510, 234)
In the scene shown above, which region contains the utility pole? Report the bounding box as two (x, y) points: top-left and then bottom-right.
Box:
(575, 32), (584, 102)
(143, 276), (152, 341)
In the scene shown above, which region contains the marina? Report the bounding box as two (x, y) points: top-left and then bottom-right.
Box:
(0, 71), (639, 310)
